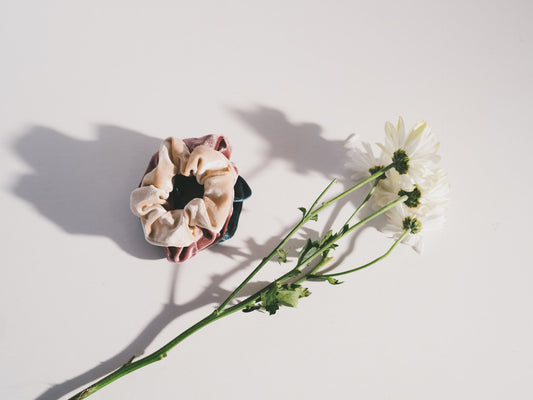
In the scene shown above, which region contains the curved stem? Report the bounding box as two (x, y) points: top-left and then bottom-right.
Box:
(311, 229), (409, 279)
(347, 195), (406, 234)
(312, 164), (393, 216)
(299, 195), (407, 269)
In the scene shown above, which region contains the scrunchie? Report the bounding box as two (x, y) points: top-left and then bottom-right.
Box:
(130, 134), (251, 262)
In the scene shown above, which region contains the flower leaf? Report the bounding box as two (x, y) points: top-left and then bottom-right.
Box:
(297, 238), (321, 266)
(276, 284), (311, 308)
(321, 230), (333, 243)
(251, 283), (312, 315)
(261, 285), (281, 315)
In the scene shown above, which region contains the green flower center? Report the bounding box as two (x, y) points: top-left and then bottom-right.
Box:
(398, 186), (421, 208)
(402, 216), (422, 234)
(368, 165), (387, 180)
(392, 149), (409, 174)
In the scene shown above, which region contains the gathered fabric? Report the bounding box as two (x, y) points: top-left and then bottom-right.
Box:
(131, 136), (237, 256)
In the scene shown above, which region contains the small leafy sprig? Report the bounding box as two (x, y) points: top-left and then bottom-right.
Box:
(68, 117), (448, 399)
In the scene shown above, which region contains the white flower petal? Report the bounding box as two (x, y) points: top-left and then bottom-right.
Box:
(344, 134), (387, 183)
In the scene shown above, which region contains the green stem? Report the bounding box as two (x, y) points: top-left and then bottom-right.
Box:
(342, 195), (407, 238)
(67, 164), (398, 399)
(345, 179), (379, 226)
(308, 178), (338, 217)
(312, 164), (393, 215)
(215, 178), (337, 312)
(70, 226), (409, 398)
(298, 195), (407, 268)
(292, 253), (332, 285)
(216, 164), (392, 312)
(311, 229), (409, 279)
(68, 298), (255, 400)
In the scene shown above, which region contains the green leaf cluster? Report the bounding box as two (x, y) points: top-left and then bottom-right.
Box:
(297, 224), (349, 267)
(244, 283), (311, 315)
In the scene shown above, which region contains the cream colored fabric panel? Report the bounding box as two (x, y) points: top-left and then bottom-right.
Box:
(130, 138), (236, 247)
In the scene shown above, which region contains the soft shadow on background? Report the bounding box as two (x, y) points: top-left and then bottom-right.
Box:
(33, 262), (253, 400)
(32, 229), (312, 400)
(230, 105), (375, 253)
(14, 109), (365, 400)
(13, 125), (164, 260)
(231, 104), (346, 180)
(231, 104), (373, 266)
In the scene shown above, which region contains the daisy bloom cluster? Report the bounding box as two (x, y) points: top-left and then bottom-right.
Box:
(345, 117), (449, 252)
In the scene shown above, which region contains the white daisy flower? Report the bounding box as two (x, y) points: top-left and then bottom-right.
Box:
(372, 168), (449, 253)
(381, 206), (423, 253)
(381, 203), (446, 253)
(371, 168), (414, 211)
(344, 133), (389, 183)
(377, 117), (440, 180)
(372, 168), (450, 219)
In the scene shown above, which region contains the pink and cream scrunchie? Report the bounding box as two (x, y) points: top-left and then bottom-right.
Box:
(130, 135), (251, 262)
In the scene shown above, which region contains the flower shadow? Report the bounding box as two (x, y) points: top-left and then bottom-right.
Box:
(230, 104), (374, 261)
(230, 104), (346, 180)
(12, 125), (165, 260)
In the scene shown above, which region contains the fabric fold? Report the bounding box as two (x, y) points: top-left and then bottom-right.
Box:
(131, 136), (237, 249)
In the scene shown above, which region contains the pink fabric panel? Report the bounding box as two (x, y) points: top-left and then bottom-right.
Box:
(183, 134), (232, 159)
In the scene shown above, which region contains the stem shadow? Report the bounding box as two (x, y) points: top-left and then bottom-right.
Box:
(36, 225), (311, 400)
(34, 262), (236, 400)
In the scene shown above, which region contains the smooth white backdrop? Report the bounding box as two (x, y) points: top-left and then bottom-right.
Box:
(1, 1), (532, 399)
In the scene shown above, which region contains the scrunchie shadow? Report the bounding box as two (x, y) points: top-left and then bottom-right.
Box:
(12, 125), (165, 260)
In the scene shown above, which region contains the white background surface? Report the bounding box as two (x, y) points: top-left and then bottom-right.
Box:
(1, 1), (532, 399)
